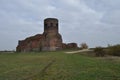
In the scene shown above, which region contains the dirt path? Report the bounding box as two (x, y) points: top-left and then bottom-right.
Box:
(65, 49), (92, 54)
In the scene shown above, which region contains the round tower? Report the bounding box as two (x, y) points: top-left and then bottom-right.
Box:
(42, 18), (62, 51)
(44, 18), (58, 34)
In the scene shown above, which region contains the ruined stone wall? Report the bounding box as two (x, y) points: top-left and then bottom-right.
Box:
(62, 43), (78, 49)
(67, 43), (78, 49)
(16, 34), (43, 52)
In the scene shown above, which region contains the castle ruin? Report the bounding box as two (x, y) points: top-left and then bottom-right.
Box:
(16, 18), (62, 52)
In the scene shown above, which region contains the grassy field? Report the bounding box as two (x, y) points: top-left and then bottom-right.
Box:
(0, 51), (120, 80)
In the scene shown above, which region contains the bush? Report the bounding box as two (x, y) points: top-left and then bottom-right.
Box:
(108, 45), (120, 56)
(94, 47), (105, 57)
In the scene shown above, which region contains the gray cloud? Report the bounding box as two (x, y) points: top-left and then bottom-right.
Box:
(0, 0), (120, 50)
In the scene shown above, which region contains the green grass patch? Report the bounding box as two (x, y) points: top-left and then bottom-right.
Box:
(0, 51), (120, 80)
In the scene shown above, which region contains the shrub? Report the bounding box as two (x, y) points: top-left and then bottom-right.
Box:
(108, 44), (120, 56)
(94, 47), (105, 57)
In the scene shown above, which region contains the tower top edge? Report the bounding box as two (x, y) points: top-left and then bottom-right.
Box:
(44, 18), (58, 21)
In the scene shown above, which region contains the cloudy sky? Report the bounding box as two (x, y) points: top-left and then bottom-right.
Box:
(0, 0), (120, 50)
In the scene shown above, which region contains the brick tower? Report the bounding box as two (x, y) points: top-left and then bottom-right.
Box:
(42, 18), (62, 51)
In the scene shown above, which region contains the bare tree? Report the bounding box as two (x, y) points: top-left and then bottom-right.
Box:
(80, 43), (88, 49)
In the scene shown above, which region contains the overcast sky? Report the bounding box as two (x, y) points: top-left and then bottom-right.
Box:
(0, 0), (120, 50)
